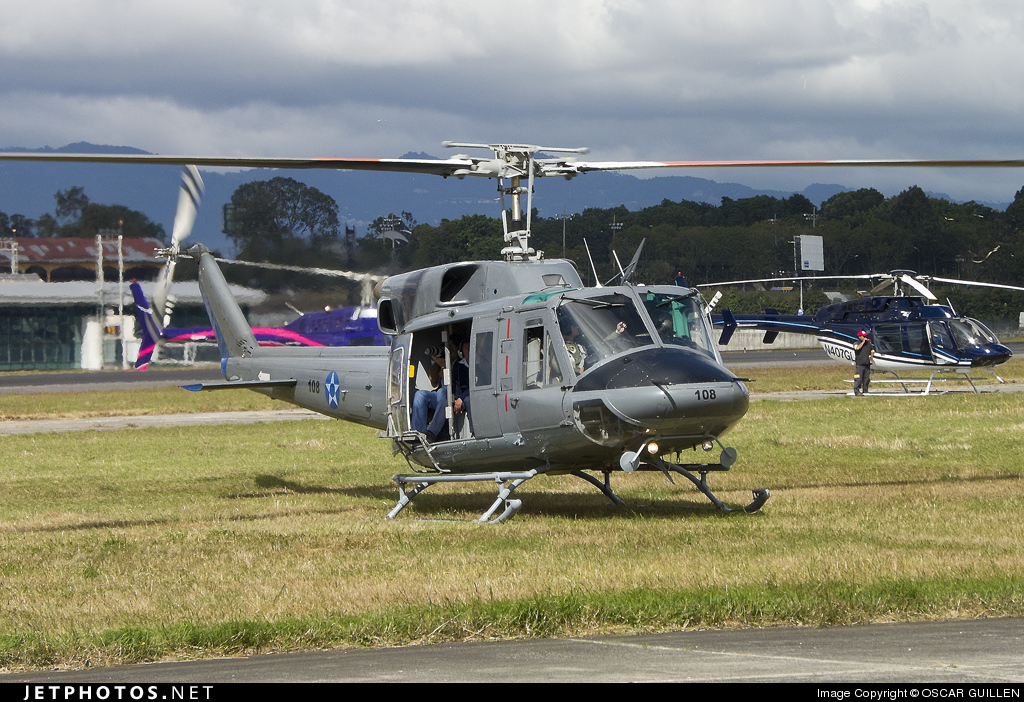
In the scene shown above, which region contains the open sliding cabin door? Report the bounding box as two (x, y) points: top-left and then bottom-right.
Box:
(386, 333), (412, 438)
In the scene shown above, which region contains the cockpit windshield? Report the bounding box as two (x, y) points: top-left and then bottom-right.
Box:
(948, 318), (998, 348)
(556, 292), (653, 375)
(639, 290), (717, 358)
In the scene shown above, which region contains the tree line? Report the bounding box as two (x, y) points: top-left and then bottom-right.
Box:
(392, 185), (1024, 319)
(7, 176), (1023, 319)
(368, 186), (1021, 284)
(1, 186), (166, 240)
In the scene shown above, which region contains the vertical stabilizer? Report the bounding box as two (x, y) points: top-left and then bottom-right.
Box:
(129, 280), (161, 370)
(190, 245), (259, 360)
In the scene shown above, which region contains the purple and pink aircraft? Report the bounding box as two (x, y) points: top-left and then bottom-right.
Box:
(130, 281), (388, 370)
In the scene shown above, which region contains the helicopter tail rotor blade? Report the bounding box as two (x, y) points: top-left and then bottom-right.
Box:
(154, 166), (205, 322)
(170, 165), (204, 250)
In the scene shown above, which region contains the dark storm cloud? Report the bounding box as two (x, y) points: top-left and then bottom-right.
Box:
(2, 0), (1023, 201)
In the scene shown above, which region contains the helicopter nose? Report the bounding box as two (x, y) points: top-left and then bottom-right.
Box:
(573, 346), (739, 391)
(967, 343), (1013, 368)
(569, 347), (749, 443)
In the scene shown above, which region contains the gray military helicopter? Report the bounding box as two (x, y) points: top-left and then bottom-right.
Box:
(4, 144), (1022, 521)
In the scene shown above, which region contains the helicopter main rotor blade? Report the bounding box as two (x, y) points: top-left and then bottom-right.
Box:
(0, 152), (479, 176)
(898, 274), (937, 300)
(572, 157), (1024, 173)
(5, 151), (1024, 182)
(696, 274), (881, 288)
(929, 276), (1024, 292)
(170, 165), (204, 250)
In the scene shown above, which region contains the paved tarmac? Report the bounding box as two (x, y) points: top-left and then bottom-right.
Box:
(2, 618), (1021, 683)
(0, 367), (224, 395)
(0, 408), (326, 435)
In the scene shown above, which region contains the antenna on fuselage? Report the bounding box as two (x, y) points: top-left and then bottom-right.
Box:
(583, 239), (603, 288)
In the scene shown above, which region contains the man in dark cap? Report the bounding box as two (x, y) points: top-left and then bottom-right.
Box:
(852, 330), (874, 396)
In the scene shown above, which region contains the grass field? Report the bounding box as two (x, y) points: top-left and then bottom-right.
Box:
(1, 363), (1023, 671)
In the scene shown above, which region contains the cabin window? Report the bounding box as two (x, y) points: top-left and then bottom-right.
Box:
(522, 325), (562, 389)
(906, 324), (930, 357)
(930, 322), (955, 351)
(388, 345), (406, 409)
(948, 318), (997, 348)
(474, 331), (493, 387)
(545, 329), (564, 386)
(874, 324), (903, 354)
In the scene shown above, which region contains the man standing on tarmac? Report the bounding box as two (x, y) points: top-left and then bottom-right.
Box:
(853, 330), (874, 396)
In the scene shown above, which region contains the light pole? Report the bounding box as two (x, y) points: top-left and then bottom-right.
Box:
(555, 210), (573, 258)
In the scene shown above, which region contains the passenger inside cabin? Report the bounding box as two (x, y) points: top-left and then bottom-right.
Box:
(411, 346), (446, 435)
(424, 336), (471, 442)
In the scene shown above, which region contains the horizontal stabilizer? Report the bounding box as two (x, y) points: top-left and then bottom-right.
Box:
(182, 379), (297, 392)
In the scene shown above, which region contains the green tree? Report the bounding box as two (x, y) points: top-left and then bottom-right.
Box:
(227, 177), (341, 262)
(54, 186), (89, 226)
(30, 187), (164, 240)
(1, 211), (35, 237)
(409, 214), (502, 269)
(77, 203), (166, 240)
(1004, 185), (1024, 231)
(821, 188), (884, 225)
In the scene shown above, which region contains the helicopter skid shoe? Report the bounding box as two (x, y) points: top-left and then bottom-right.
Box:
(645, 456), (770, 514)
(387, 470), (540, 523)
(480, 497), (523, 524)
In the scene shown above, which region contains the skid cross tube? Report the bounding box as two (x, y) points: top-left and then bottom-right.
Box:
(388, 469), (540, 523)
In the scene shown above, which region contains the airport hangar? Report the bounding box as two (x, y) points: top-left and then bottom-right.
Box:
(0, 237), (264, 371)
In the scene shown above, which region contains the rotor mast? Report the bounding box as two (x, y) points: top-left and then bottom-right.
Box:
(444, 142), (588, 262)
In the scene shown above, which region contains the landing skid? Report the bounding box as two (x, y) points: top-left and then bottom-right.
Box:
(643, 457), (771, 514)
(846, 368), (1004, 396)
(388, 470), (539, 524)
(387, 461), (769, 522)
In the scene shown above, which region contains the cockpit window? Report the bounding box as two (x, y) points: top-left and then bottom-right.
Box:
(640, 291), (716, 358)
(948, 318), (997, 348)
(556, 293), (653, 375)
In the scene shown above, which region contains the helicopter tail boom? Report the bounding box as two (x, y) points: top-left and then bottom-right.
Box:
(192, 245), (260, 362)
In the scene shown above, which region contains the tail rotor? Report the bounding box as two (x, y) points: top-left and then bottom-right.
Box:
(154, 165), (204, 325)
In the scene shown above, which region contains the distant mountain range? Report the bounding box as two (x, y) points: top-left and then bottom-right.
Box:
(0, 142), (1003, 256)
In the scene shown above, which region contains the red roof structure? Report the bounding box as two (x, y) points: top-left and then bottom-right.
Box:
(0, 237), (164, 281)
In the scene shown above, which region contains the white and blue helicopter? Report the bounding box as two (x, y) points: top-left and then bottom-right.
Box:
(704, 270), (1023, 393)
(3, 144), (1023, 519)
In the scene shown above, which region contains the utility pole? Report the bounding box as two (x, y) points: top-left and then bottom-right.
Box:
(0, 238), (18, 274)
(97, 225), (127, 368)
(555, 210), (573, 258)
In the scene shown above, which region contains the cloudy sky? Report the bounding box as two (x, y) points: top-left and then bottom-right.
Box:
(3, 0), (1024, 204)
